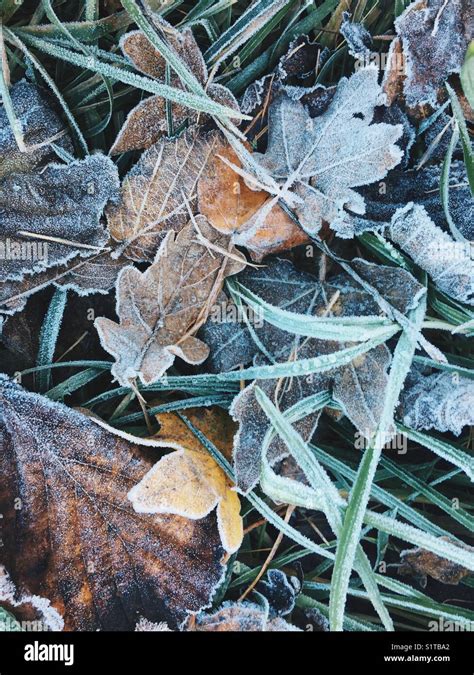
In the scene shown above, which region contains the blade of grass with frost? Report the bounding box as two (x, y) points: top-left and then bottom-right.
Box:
(46, 367), (105, 402)
(311, 443), (450, 538)
(255, 388), (394, 631)
(461, 41), (474, 109)
(440, 122), (465, 242)
(329, 294), (426, 631)
(297, 594), (381, 632)
(397, 424), (474, 481)
(5, 30), (89, 154)
(112, 394), (231, 426)
(0, 27), (25, 152)
(378, 453), (474, 531)
(363, 511), (474, 571)
(176, 413), (336, 563)
(35, 288), (68, 393)
(305, 581), (474, 627)
(204, 0), (294, 65)
(41, 0), (114, 139)
(446, 83), (474, 196)
(12, 33), (245, 121)
(233, 282), (397, 341)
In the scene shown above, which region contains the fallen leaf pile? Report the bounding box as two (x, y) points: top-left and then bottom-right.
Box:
(1, 0), (473, 634)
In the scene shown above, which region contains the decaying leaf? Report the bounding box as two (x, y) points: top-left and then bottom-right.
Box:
(386, 0), (474, 108)
(0, 154), (119, 282)
(0, 376), (226, 630)
(249, 66), (403, 235)
(197, 133), (309, 260)
(192, 601), (300, 631)
(400, 370), (474, 435)
(128, 407), (243, 554)
(388, 203), (474, 304)
(340, 12), (373, 59)
(400, 537), (473, 585)
(110, 21), (238, 154)
(256, 569), (300, 617)
(106, 128), (218, 261)
(0, 80), (72, 179)
(96, 218), (246, 387)
(332, 161), (474, 240)
(0, 250), (125, 316)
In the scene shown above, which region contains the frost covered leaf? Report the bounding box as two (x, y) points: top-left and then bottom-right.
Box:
(334, 161), (473, 240)
(0, 251), (125, 315)
(192, 601), (300, 632)
(110, 26), (238, 154)
(251, 66), (403, 235)
(129, 407), (243, 554)
(197, 134), (308, 260)
(340, 12), (373, 59)
(213, 258), (424, 490)
(388, 0), (473, 107)
(388, 203), (474, 304)
(0, 376), (225, 630)
(400, 371), (474, 435)
(400, 537), (473, 585)
(96, 218), (246, 387)
(107, 128), (218, 261)
(332, 345), (392, 442)
(257, 570), (300, 617)
(0, 154), (119, 282)
(0, 80), (72, 179)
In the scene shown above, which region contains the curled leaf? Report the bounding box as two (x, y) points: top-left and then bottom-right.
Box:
(388, 203), (474, 304)
(400, 371), (474, 435)
(192, 601), (300, 632)
(0, 80), (72, 179)
(128, 407), (243, 554)
(400, 537), (473, 585)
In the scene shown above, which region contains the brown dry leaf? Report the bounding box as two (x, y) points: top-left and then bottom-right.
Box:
(111, 24), (238, 154)
(191, 601), (301, 631)
(95, 217), (246, 387)
(0, 249), (126, 315)
(129, 407), (243, 554)
(400, 537), (473, 585)
(107, 128), (219, 261)
(0, 376), (226, 630)
(197, 135), (309, 260)
(383, 0), (473, 108)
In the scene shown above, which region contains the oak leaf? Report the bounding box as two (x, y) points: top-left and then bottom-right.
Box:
(129, 407), (243, 554)
(0, 376), (226, 630)
(95, 217), (246, 387)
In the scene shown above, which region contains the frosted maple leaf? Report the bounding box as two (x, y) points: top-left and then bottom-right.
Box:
(248, 65), (403, 236)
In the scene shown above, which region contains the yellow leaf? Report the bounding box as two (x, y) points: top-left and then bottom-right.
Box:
(128, 408), (243, 554)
